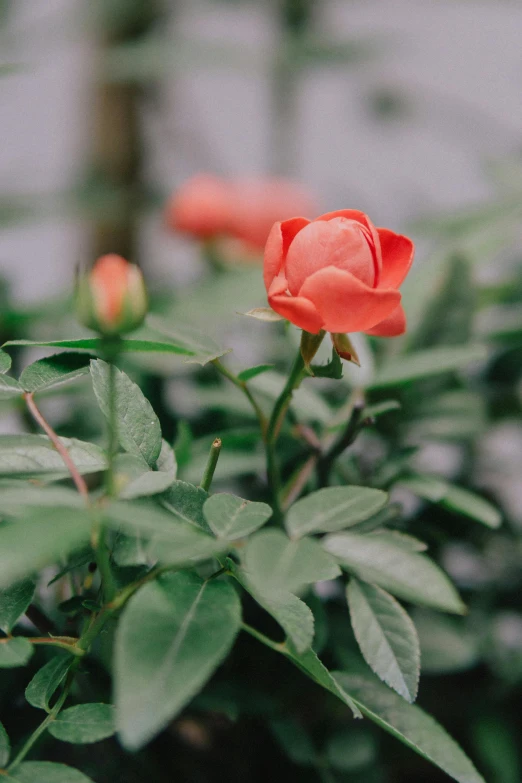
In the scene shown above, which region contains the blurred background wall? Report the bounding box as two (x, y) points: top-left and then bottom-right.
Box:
(1, 0), (522, 300)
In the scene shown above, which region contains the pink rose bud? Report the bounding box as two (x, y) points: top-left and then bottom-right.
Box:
(76, 254), (148, 336)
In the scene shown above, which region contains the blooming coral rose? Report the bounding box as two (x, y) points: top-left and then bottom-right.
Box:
(264, 210), (414, 337)
(165, 174), (315, 252)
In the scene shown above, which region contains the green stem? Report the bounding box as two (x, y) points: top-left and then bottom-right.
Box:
(212, 359), (268, 437)
(199, 437), (222, 492)
(265, 347), (308, 521)
(8, 659), (80, 770)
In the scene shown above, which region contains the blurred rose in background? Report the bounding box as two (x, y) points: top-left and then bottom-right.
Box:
(165, 174), (315, 262)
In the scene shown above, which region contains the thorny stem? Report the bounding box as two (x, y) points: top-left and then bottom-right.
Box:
(24, 392), (89, 501)
(212, 359), (268, 437)
(199, 438), (222, 492)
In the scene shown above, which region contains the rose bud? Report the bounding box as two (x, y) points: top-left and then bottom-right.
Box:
(76, 254), (148, 336)
(164, 174), (315, 258)
(263, 210), (414, 347)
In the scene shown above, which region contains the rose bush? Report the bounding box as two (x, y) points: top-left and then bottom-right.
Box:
(264, 209), (414, 336)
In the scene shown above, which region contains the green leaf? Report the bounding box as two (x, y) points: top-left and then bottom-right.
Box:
(347, 579), (420, 702)
(112, 532), (149, 567)
(0, 637), (33, 668)
(245, 529), (340, 593)
(117, 441), (177, 499)
(0, 721), (10, 766)
(104, 501), (223, 565)
(4, 761), (94, 782)
(145, 317), (231, 365)
(324, 532), (466, 615)
(19, 353), (92, 393)
(115, 570), (241, 750)
(369, 345), (487, 389)
(3, 337), (194, 357)
(0, 579), (35, 634)
(0, 435), (106, 480)
(48, 703), (115, 744)
(237, 364), (274, 382)
(47, 551), (93, 587)
(203, 493), (272, 540)
(398, 475), (501, 529)
(334, 672), (486, 783)
(282, 645), (361, 718)
(0, 350), (12, 373)
(286, 486), (388, 540)
(90, 359), (162, 467)
(440, 484), (502, 529)
(230, 562), (314, 654)
(0, 508), (92, 587)
(0, 485), (82, 514)
(160, 480), (210, 532)
(25, 655), (71, 711)
(0, 374), (22, 398)
(367, 530), (427, 553)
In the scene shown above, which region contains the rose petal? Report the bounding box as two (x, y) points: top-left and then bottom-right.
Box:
(299, 265), (401, 334)
(268, 294), (324, 334)
(263, 218), (309, 291)
(285, 218), (376, 294)
(316, 210), (382, 285)
(365, 303), (406, 337)
(377, 228), (414, 289)
(267, 274), (324, 333)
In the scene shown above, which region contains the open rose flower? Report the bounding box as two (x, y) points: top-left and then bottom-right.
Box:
(76, 254), (148, 336)
(264, 210), (414, 338)
(165, 174), (315, 255)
